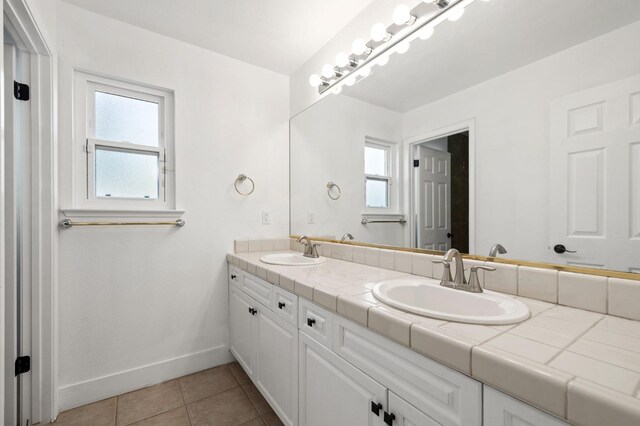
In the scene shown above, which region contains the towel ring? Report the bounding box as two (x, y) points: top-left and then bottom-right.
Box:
(327, 182), (341, 200)
(235, 174), (255, 196)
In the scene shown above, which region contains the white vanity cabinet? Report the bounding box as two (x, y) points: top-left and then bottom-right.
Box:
(299, 331), (386, 426)
(228, 268), (298, 426)
(228, 266), (571, 426)
(484, 387), (569, 426)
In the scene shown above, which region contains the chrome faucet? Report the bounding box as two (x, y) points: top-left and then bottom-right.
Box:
(341, 233), (355, 241)
(488, 243), (507, 258)
(297, 235), (320, 258)
(433, 248), (495, 293)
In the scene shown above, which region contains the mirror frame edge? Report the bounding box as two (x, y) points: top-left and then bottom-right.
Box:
(289, 235), (640, 282)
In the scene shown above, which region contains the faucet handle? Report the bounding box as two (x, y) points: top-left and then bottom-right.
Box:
(467, 265), (496, 293)
(432, 260), (453, 283)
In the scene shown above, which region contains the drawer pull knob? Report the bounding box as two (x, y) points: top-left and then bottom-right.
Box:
(307, 318), (316, 327)
(231, 274), (237, 279)
(371, 402), (382, 416)
(383, 412), (396, 426)
(278, 302), (286, 309)
(248, 307), (257, 316)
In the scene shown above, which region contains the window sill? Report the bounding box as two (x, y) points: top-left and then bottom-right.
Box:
(61, 208), (185, 220)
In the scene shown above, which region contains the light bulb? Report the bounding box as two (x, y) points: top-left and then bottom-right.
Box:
(335, 52), (350, 68)
(376, 55), (390, 66)
(447, 7), (465, 21)
(309, 74), (322, 88)
(345, 76), (357, 86)
(371, 23), (389, 42)
(396, 42), (410, 54)
(418, 26), (434, 40)
(322, 64), (335, 79)
(352, 38), (368, 55)
(393, 4), (412, 25)
(360, 67), (371, 78)
(332, 86), (343, 95)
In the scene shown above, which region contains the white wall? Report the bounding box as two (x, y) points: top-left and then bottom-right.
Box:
(402, 21), (640, 262)
(290, 95), (404, 246)
(56, 2), (289, 409)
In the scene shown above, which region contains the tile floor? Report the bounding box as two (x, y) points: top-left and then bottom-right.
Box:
(48, 362), (283, 426)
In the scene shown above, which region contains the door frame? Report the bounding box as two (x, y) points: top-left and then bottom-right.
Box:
(406, 119), (476, 254)
(3, 0), (57, 423)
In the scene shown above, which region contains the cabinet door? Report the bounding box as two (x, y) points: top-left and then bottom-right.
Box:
(255, 307), (298, 426)
(299, 331), (386, 426)
(229, 284), (257, 378)
(388, 392), (441, 426)
(484, 387), (569, 426)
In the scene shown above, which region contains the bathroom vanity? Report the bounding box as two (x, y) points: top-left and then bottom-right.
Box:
(224, 251), (609, 426)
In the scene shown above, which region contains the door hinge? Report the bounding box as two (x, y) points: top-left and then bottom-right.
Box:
(413, 159), (419, 167)
(15, 356), (31, 376)
(14, 81), (30, 101)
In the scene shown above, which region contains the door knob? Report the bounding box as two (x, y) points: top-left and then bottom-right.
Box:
(554, 244), (577, 254)
(447, 233), (453, 238)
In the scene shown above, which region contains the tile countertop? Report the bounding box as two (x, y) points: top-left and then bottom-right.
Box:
(227, 251), (640, 426)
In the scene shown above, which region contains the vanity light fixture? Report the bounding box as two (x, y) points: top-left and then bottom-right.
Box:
(310, 0), (481, 93)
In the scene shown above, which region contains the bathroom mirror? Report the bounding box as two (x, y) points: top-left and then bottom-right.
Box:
(290, 0), (640, 275)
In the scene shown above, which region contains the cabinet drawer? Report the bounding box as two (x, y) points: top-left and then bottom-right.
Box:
(242, 273), (273, 308)
(333, 316), (482, 426)
(484, 386), (569, 426)
(229, 265), (243, 286)
(298, 298), (332, 348)
(273, 286), (298, 325)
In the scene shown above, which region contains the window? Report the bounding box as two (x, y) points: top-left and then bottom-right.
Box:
(74, 72), (175, 210)
(365, 141), (392, 208)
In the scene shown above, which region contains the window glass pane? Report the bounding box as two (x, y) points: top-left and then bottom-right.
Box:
(95, 147), (159, 199)
(95, 91), (159, 146)
(365, 146), (387, 176)
(366, 178), (388, 208)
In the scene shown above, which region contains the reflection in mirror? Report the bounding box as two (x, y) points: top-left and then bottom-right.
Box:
(290, 0), (640, 274)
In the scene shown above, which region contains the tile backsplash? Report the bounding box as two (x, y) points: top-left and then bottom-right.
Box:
(233, 237), (640, 322)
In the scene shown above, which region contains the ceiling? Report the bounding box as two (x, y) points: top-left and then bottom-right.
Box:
(60, 0), (376, 75)
(343, 0), (640, 112)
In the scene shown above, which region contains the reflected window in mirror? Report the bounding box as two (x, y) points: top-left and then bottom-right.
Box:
(365, 140), (394, 209)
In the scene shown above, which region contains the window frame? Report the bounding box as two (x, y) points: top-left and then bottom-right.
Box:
(73, 72), (175, 211)
(364, 138), (399, 213)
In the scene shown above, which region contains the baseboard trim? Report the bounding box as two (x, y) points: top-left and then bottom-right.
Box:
(58, 345), (234, 411)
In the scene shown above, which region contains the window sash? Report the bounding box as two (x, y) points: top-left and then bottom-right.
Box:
(86, 138), (166, 203)
(365, 175), (390, 208)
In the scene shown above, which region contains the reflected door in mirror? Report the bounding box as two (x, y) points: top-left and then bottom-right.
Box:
(418, 146), (451, 251)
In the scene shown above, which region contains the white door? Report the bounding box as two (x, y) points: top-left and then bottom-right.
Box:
(550, 74), (640, 271)
(4, 41), (32, 426)
(298, 331), (386, 426)
(387, 392), (440, 426)
(229, 284), (257, 378)
(255, 307), (298, 426)
(417, 146), (451, 251)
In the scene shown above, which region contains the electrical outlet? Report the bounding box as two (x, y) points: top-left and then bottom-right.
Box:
(307, 212), (315, 224)
(262, 211), (271, 225)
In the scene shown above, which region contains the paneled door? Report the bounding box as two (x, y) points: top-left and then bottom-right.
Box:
(549, 74), (640, 271)
(417, 146), (451, 251)
(229, 285), (256, 378)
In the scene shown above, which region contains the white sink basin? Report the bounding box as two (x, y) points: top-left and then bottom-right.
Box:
(372, 277), (530, 325)
(260, 253), (326, 266)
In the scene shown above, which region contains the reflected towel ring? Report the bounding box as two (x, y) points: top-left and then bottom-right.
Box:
(235, 174), (255, 196)
(327, 182), (341, 200)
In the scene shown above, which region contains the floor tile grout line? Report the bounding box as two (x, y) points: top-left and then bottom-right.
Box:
(177, 377), (193, 426)
(238, 383), (265, 423)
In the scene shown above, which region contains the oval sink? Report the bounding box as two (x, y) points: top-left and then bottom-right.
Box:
(372, 277), (529, 325)
(260, 253), (326, 266)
